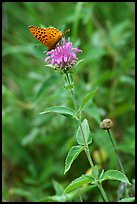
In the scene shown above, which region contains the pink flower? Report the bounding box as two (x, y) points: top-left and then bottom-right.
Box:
(44, 38), (82, 70)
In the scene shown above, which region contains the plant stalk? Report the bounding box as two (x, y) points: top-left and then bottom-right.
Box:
(78, 189), (83, 202)
(65, 72), (109, 202)
(107, 129), (130, 197)
(107, 129), (125, 174)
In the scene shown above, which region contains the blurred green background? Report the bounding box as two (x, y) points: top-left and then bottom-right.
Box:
(2, 2), (135, 202)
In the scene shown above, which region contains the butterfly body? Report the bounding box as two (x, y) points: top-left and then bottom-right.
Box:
(29, 26), (70, 51)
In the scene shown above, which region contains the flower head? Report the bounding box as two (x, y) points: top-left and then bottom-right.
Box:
(100, 119), (113, 130)
(44, 38), (82, 71)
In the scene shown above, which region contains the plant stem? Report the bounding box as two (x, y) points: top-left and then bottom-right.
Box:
(97, 184), (110, 202)
(107, 129), (130, 197)
(65, 72), (78, 112)
(107, 129), (125, 174)
(78, 189), (83, 202)
(65, 73), (109, 202)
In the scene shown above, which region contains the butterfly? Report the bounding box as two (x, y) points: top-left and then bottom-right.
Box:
(29, 25), (70, 51)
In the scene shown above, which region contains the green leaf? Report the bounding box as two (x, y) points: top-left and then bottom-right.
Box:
(35, 74), (58, 99)
(48, 195), (66, 202)
(39, 106), (76, 118)
(79, 87), (98, 112)
(64, 81), (74, 90)
(99, 169), (105, 180)
(101, 170), (131, 185)
(64, 175), (94, 194)
(52, 180), (64, 196)
(91, 165), (99, 179)
(64, 145), (85, 174)
(22, 128), (39, 146)
(76, 119), (92, 145)
(74, 59), (84, 67)
(45, 64), (57, 69)
(36, 196), (52, 202)
(118, 197), (135, 202)
(9, 188), (31, 197)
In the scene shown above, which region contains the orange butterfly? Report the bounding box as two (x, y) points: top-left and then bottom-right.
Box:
(29, 25), (70, 51)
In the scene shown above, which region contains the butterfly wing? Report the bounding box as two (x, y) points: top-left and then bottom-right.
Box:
(29, 26), (62, 50)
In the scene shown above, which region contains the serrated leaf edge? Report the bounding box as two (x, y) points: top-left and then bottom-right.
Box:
(76, 119), (92, 145)
(101, 169), (131, 185)
(64, 146), (86, 174)
(64, 174), (93, 194)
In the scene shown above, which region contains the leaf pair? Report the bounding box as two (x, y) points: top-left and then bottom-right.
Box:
(64, 169), (131, 194)
(39, 87), (98, 118)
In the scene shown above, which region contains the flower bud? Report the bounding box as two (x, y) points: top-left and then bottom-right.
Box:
(100, 118), (113, 130)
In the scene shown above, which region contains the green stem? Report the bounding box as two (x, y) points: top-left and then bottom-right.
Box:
(78, 121), (95, 170)
(97, 184), (109, 202)
(65, 72), (109, 202)
(78, 189), (83, 202)
(65, 72), (78, 112)
(107, 129), (125, 174)
(107, 129), (130, 197)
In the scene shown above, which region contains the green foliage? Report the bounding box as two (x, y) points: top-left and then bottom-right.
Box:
(2, 2), (135, 202)
(118, 197), (135, 202)
(64, 145), (86, 174)
(36, 74), (59, 99)
(36, 181), (93, 202)
(101, 170), (131, 185)
(52, 180), (64, 196)
(64, 168), (130, 195)
(64, 174), (94, 194)
(39, 106), (76, 118)
(76, 119), (92, 145)
(64, 81), (74, 90)
(79, 87), (98, 112)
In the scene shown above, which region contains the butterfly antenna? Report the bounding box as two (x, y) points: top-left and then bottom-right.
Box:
(62, 28), (70, 36)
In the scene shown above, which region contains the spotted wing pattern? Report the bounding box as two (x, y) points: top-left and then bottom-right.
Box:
(29, 26), (62, 51)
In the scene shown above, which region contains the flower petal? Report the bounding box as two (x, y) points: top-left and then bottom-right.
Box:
(44, 38), (82, 70)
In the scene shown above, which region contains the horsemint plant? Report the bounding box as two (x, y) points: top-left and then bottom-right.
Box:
(39, 37), (133, 202)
